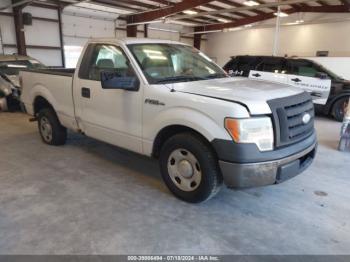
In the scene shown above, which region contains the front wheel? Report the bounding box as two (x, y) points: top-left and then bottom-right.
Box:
(332, 97), (349, 122)
(38, 108), (67, 145)
(159, 133), (223, 203)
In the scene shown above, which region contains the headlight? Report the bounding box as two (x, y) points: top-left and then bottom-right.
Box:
(225, 117), (274, 151)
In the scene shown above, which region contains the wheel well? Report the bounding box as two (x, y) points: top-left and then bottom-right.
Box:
(329, 94), (350, 114)
(152, 125), (214, 158)
(33, 96), (53, 116)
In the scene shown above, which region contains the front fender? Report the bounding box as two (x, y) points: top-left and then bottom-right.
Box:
(143, 106), (232, 155)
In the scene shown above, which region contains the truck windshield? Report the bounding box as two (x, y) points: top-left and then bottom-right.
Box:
(127, 43), (227, 84)
(0, 60), (45, 76)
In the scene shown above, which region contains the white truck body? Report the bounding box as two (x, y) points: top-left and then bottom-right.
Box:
(20, 38), (317, 202)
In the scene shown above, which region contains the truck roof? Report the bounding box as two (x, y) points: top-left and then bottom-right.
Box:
(87, 37), (189, 46)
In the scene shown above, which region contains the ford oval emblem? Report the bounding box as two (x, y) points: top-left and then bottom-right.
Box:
(302, 113), (311, 124)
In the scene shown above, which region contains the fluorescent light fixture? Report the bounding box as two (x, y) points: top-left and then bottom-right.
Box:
(244, 24), (253, 28)
(182, 10), (198, 15)
(217, 18), (229, 23)
(75, 2), (132, 15)
(128, 19), (164, 26)
(224, 27), (243, 32)
(243, 1), (260, 7)
(285, 19), (304, 25)
(148, 27), (179, 33)
(274, 12), (289, 17)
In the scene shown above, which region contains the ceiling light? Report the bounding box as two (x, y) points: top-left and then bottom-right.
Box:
(225, 27), (243, 32)
(148, 27), (179, 33)
(217, 18), (229, 23)
(243, 1), (260, 7)
(244, 24), (253, 28)
(274, 12), (289, 17)
(183, 10), (198, 15)
(286, 19), (304, 25)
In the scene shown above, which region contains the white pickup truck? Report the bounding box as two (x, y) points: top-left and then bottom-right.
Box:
(20, 38), (317, 203)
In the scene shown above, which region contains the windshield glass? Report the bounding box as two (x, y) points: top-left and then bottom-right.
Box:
(0, 59), (46, 75)
(127, 43), (227, 84)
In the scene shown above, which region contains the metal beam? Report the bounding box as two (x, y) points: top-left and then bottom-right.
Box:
(194, 33), (201, 49)
(194, 8), (296, 32)
(299, 4), (350, 12)
(126, 0), (214, 24)
(193, 4), (349, 33)
(126, 24), (137, 37)
(58, 5), (65, 67)
(12, 1), (26, 55)
(173, 0), (317, 20)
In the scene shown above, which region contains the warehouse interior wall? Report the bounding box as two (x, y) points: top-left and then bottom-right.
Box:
(205, 20), (350, 67)
(0, 1), (204, 68)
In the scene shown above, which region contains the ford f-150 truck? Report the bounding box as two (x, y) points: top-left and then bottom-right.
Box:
(20, 38), (317, 203)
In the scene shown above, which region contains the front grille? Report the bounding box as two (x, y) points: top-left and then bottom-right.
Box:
(267, 92), (315, 148)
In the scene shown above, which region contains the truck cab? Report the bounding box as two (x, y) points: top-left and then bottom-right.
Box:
(20, 38), (317, 203)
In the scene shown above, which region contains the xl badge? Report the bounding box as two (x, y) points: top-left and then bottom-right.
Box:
(302, 113), (311, 124)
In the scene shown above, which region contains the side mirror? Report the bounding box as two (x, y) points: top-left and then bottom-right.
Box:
(316, 72), (329, 79)
(100, 71), (139, 91)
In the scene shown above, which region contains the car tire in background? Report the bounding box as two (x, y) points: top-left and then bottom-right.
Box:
(159, 132), (223, 203)
(332, 96), (349, 122)
(37, 108), (67, 145)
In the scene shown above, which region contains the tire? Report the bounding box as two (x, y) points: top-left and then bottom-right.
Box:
(37, 108), (67, 145)
(332, 96), (349, 122)
(159, 132), (223, 203)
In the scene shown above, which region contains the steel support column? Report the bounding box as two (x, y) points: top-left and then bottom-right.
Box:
(13, 4), (26, 55)
(57, 6), (65, 67)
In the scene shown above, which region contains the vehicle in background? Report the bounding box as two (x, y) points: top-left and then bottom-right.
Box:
(20, 38), (316, 203)
(0, 55), (46, 111)
(223, 55), (350, 121)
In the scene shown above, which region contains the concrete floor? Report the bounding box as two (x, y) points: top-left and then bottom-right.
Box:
(0, 112), (349, 255)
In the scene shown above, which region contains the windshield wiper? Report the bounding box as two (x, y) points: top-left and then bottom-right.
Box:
(155, 75), (205, 84)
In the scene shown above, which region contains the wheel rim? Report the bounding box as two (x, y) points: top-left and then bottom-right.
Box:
(167, 149), (202, 192)
(40, 116), (53, 142)
(338, 99), (348, 118)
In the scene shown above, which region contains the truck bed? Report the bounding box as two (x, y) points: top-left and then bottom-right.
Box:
(22, 68), (75, 77)
(20, 68), (77, 130)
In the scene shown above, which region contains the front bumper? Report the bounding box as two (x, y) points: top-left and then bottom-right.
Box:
(219, 141), (317, 188)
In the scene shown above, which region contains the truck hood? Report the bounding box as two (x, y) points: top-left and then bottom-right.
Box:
(170, 77), (304, 115)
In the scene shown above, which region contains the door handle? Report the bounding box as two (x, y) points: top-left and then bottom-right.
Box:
(291, 78), (302, 83)
(252, 73), (261, 77)
(310, 92), (322, 98)
(81, 87), (90, 98)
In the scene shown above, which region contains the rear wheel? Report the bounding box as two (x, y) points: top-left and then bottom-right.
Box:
(159, 133), (222, 203)
(332, 97), (349, 122)
(38, 108), (67, 145)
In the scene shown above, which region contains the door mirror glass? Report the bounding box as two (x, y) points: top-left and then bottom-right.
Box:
(100, 71), (139, 91)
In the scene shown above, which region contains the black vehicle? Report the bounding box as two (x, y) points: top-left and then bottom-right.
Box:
(223, 55), (350, 121)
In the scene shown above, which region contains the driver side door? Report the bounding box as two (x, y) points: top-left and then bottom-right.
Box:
(75, 43), (143, 153)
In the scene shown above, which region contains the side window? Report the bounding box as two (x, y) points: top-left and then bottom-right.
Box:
(81, 44), (134, 81)
(289, 60), (317, 77)
(257, 59), (285, 73)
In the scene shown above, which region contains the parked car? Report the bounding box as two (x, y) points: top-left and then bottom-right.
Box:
(223, 55), (350, 121)
(0, 55), (46, 111)
(20, 38), (317, 203)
